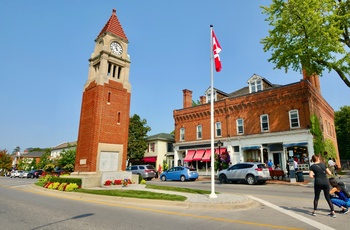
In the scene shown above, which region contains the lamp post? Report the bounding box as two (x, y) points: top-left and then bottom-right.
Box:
(217, 140), (222, 171)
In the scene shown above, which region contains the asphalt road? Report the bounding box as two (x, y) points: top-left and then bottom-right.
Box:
(1, 176), (350, 230)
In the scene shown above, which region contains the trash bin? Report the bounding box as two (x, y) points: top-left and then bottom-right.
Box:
(296, 171), (304, 182)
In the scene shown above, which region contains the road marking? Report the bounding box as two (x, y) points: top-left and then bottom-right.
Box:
(246, 195), (336, 230)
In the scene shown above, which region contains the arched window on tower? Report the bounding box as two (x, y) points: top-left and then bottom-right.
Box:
(107, 92), (111, 104)
(117, 112), (121, 124)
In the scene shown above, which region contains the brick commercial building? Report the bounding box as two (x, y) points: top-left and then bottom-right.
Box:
(172, 73), (339, 174)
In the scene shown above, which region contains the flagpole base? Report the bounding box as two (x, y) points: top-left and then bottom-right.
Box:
(209, 192), (217, 199)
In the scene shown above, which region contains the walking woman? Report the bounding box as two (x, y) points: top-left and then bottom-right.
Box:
(309, 155), (336, 217)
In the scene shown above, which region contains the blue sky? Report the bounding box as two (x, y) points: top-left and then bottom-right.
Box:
(1, 1), (348, 153)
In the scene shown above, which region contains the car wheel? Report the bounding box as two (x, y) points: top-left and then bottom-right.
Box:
(246, 175), (256, 185)
(219, 174), (228, 184)
(180, 175), (186, 182)
(161, 175), (166, 181)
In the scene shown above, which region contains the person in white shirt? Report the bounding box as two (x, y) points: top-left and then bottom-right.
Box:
(328, 156), (336, 177)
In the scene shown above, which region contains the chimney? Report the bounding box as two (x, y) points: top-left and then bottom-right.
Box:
(302, 69), (321, 93)
(200, 96), (206, 105)
(183, 89), (193, 108)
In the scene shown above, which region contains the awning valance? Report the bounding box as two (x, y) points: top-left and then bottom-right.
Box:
(202, 149), (211, 162)
(183, 150), (196, 162)
(192, 149), (206, 161)
(143, 157), (157, 163)
(215, 147), (227, 154)
(241, 146), (261, 151)
(283, 142), (308, 147)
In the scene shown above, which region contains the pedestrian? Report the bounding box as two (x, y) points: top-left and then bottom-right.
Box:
(294, 158), (298, 172)
(329, 177), (350, 214)
(158, 164), (162, 174)
(309, 154), (336, 217)
(267, 159), (273, 170)
(327, 156), (336, 177)
(332, 158), (339, 177)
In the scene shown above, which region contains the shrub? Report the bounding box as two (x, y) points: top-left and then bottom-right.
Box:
(58, 183), (68, 191)
(65, 183), (79, 192)
(140, 179), (146, 184)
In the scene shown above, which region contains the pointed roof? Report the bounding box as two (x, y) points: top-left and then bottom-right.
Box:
(97, 9), (128, 41)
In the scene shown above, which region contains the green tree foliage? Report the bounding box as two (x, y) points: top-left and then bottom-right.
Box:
(37, 149), (52, 169)
(261, 0), (350, 87)
(0, 149), (13, 170)
(310, 114), (325, 156)
(335, 106), (350, 159)
(128, 114), (151, 160)
(57, 148), (76, 169)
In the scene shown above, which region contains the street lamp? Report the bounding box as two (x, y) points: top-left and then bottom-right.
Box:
(217, 140), (222, 171)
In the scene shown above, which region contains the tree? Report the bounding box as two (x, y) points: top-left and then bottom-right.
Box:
(335, 106), (350, 159)
(261, 0), (350, 87)
(0, 149), (13, 171)
(57, 148), (76, 169)
(36, 149), (52, 169)
(127, 114), (151, 161)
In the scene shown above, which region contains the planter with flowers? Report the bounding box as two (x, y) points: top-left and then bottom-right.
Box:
(103, 178), (133, 187)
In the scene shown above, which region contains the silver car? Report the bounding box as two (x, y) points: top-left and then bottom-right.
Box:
(218, 162), (270, 185)
(126, 165), (156, 180)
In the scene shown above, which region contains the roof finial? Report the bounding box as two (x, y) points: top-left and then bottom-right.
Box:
(112, 9), (116, 15)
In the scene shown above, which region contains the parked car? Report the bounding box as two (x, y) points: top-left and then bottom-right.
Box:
(27, 169), (44, 179)
(126, 165), (156, 180)
(10, 170), (23, 178)
(218, 162), (270, 185)
(159, 166), (199, 182)
(19, 171), (29, 178)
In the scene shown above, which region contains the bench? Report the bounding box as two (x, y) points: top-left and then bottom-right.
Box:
(269, 170), (285, 180)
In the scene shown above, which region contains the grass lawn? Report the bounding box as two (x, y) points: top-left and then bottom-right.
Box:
(36, 181), (215, 201)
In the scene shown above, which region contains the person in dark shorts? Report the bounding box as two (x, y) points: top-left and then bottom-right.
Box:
(309, 155), (336, 218)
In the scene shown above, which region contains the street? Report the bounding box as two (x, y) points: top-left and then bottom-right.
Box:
(1, 176), (349, 230)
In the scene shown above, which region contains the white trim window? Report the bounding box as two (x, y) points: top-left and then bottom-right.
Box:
(215, 122), (222, 137)
(180, 128), (185, 141)
(236, 118), (244, 134)
(249, 79), (262, 93)
(197, 125), (202, 139)
(260, 114), (269, 132)
(289, 110), (300, 128)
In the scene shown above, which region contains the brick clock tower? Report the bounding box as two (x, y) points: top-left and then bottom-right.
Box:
(74, 9), (131, 181)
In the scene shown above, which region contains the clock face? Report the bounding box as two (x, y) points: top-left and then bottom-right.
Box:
(110, 42), (123, 55)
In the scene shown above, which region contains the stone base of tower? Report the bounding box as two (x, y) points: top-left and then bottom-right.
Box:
(70, 171), (134, 188)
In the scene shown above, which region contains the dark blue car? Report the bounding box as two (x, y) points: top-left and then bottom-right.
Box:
(159, 166), (199, 182)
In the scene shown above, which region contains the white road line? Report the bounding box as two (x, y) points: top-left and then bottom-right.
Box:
(246, 195), (336, 230)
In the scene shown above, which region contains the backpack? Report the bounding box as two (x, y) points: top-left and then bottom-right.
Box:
(338, 182), (350, 198)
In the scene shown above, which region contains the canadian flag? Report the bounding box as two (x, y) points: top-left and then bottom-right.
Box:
(212, 30), (222, 72)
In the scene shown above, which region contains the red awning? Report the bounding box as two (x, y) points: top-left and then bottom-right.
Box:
(202, 149), (212, 162)
(143, 157), (157, 163)
(183, 150), (196, 162)
(192, 149), (206, 161)
(215, 147), (227, 154)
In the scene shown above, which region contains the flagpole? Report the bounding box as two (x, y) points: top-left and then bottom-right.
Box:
(209, 25), (217, 199)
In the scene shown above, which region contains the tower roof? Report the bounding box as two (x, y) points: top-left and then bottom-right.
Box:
(97, 9), (128, 41)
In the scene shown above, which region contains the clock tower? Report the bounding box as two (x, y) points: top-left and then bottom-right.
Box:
(74, 9), (131, 182)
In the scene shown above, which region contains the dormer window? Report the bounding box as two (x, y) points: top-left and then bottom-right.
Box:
(205, 89), (217, 103)
(248, 75), (263, 93)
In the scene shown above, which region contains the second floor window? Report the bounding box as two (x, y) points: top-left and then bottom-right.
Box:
(148, 143), (155, 152)
(250, 79), (262, 93)
(289, 110), (300, 128)
(236, 118), (244, 134)
(216, 122), (222, 137)
(180, 128), (185, 141)
(260, 114), (269, 132)
(197, 125), (202, 139)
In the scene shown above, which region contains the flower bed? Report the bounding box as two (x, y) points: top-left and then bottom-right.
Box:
(104, 178), (133, 187)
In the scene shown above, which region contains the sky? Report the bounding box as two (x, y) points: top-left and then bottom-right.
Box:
(0, 1), (349, 153)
